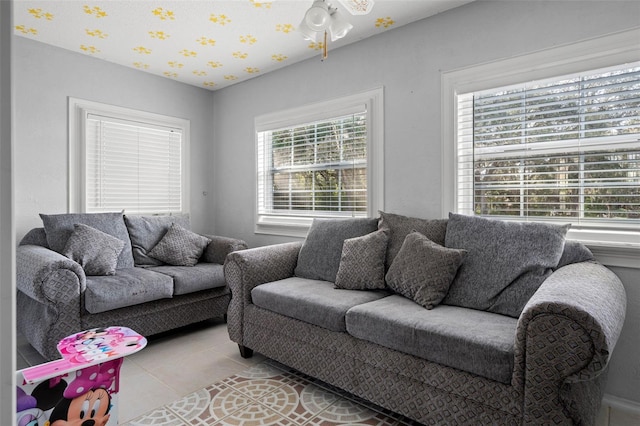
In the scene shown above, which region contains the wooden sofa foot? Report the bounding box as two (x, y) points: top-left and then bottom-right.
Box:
(238, 345), (253, 358)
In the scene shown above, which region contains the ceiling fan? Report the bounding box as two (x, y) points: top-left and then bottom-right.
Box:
(299, 0), (374, 58)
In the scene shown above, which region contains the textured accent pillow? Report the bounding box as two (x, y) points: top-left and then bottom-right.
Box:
(62, 224), (125, 276)
(147, 223), (211, 266)
(124, 214), (191, 266)
(40, 211), (134, 269)
(385, 232), (466, 309)
(334, 229), (389, 290)
(295, 218), (379, 283)
(443, 213), (570, 317)
(378, 211), (448, 270)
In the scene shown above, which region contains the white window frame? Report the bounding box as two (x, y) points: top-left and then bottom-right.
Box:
(255, 87), (384, 237)
(442, 29), (640, 269)
(68, 97), (190, 215)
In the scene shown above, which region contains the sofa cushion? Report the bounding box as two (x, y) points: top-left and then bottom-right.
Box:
(147, 263), (225, 295)
(251, 277), (391, 332)
(346, 295), (517, 384)
(334, 229), (388, 290)
(84, 268), (174, 314)
(295, 218), (379, 283)
(124, 214), (191, 266)
(443, 213), (569, 318)
(557, 240), (594, 269)
(62, 224), (125, 276)
(378, 211), (448, 269)
(385, 232), (466, 309)
(40, 211), (134, 269)
(148, 223), (211, 266)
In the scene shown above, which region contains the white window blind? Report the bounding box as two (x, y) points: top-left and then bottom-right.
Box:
(257, 109), (368, 218)
(457, 62), (640, 228)
(85, 114), (183, 214)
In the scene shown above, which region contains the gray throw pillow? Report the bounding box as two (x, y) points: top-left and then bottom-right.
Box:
(334, 229), (388, 290)
(124, 214), (191, 266)
(147, 223), (211, 266)
(386, 231), (466, 309)
(295, 218), (379, 283)
(378, 211), (448, 270)
(443, 213), (570, 318)
(557, 240), (594, 269)
(40, 211), (134, 269)
(62, 224), (125, 276)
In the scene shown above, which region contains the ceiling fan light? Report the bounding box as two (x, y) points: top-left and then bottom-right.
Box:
(298, 19), (319, 41)
(304, 0), (331, 31)
(329, 11), (353, 41)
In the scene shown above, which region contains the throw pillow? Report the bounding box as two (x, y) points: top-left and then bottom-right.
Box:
(295, 218), (379, 283)
(442, 213), (570, 317)
(124, 214), (191, 266)
(378, 211), (448, 270)
(385, 231), (466, 309)
(62, 224), (125, 276)
(40, 211), (134, 269)
(334, 229), (389, 290)
(147, 223), (211, 266)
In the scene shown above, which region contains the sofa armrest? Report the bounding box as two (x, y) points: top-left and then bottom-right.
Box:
(513, 261), (626, 423)
(224, 241), (302, 343)
(16, 244), (87, 360)
(201, 235), (248, 264)
(17, 244), (86, 302)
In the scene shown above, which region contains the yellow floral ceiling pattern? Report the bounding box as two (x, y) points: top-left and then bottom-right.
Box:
(13, 0), (472, 91)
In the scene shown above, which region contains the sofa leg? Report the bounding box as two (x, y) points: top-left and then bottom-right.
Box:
(238, 345), (253, 359)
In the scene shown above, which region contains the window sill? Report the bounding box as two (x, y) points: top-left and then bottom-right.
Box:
(568, 228), (640, 269)
(586, 243), (640, 269)
(255, 215), (313, 238)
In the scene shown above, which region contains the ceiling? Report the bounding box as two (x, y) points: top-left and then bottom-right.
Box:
(13, 0), (473, 91)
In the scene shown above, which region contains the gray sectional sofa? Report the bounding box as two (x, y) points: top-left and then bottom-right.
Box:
(225, 212), (627, 425)
(17, 211), (247, 361)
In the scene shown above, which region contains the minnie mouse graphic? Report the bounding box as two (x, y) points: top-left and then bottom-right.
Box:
(46, 360), (121, 426)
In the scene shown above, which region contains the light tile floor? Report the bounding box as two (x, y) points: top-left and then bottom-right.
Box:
(16, 319), (267, 423)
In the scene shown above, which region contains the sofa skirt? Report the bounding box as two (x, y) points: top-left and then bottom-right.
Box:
(243, 304), (522, 425)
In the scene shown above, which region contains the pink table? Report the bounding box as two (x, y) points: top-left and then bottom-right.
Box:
(16, 326), (146, 426)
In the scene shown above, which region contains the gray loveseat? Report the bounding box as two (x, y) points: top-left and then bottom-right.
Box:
(225, 212), (627, 425)
(17, 211), (247, 361)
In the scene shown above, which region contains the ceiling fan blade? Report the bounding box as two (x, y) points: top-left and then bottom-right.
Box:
(338, 0), (375, 15)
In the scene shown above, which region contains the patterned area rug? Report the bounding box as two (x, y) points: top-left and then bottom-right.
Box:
(123, 359), (420, 425)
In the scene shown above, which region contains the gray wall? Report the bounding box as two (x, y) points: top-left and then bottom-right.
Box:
(13, 36), (215, 239)
(211, 1), (640, 403)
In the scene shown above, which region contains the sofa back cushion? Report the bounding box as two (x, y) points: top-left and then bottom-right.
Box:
(295, 218), (378, 283)
(443, 213), (569, 317)
(19, 227), (49, 248)
(378, 211), (448, 270)
(124, 214), (191, 266)
(40, 211), (134, 269)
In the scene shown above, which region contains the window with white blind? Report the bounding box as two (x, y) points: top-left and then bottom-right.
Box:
(457, 63), (640, 223)
(69, 98), (190, 215)
(255, 88), (384, 237)
(442, 29), (640, 267)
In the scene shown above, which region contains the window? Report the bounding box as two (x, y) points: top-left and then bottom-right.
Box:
(69, 98), (190, 215)
(255, 88), (384, 237)
(458, 63), (639, 221)
(442, 29), (640, 267)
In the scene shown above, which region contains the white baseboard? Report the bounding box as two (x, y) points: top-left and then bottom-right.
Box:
(601, 394), (640, 426)
(603, 394), (640, 415)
